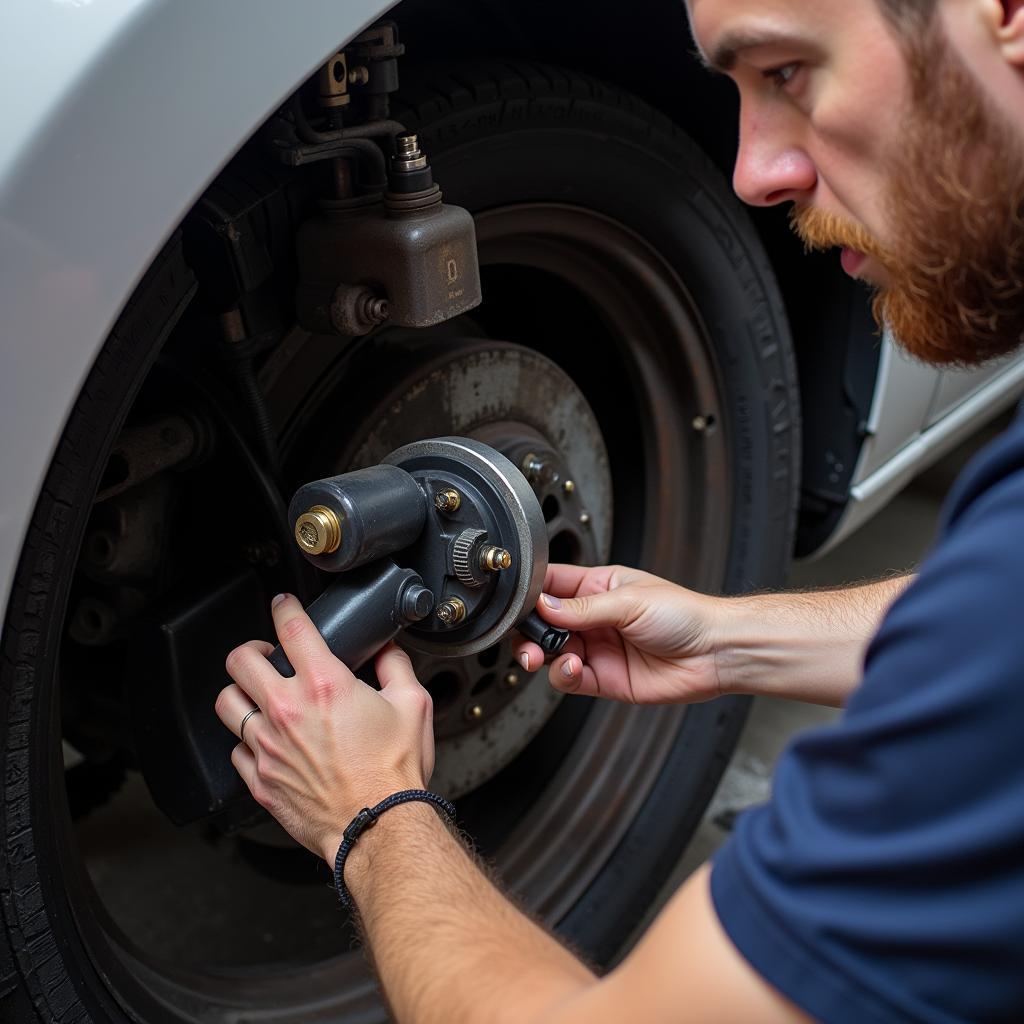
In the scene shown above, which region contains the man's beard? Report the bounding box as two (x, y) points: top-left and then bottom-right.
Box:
(792, 30), (1024, 367)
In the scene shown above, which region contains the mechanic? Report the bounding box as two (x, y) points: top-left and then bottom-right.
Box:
(214, 0), (1024, 1020)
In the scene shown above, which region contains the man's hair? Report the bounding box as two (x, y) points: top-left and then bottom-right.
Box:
(875, 0), (937, 31)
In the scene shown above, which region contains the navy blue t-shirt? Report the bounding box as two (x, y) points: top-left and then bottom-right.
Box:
(712, 411), (1024, 1023)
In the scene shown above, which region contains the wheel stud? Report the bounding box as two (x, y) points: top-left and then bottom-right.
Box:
(479, 546), (513, 572)
(435, 488), (461, 513)
(436, 596), (467, 626)
(562, 479), (576, 495)
(504, 671), (520, 688)
(521, 452), (555, 487)
(465, 703), (485, 722)
(579, 511), (591, 527)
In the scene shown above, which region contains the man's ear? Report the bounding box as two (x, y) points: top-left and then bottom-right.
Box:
(986, 0), (1024, 65)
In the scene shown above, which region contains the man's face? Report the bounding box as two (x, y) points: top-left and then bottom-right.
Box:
(688, 0), (1024, 366)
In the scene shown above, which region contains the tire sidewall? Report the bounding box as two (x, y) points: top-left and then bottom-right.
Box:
(0, 240), (196, 1022)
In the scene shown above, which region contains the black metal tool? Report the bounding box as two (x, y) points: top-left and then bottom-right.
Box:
(270, 437), (568, 673)
(134, 437), (569, 827)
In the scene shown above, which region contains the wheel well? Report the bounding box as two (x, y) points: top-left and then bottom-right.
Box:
(391, 0), (880, 555)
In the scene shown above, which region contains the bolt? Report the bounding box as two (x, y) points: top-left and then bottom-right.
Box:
(356, 292), (390, 325)
(400, 583), (434, 623)
(348, 65), (369, 85)
(294, 505), (342, 556)
(563, 479), (576, 495)
(524, 454), (557, 489)
(435, 488), (461, 513)
(579, 511), (591, 527)
(503, 671), (520, 688)
(436, 596), (467, 627)
(479, 546), (513, 572)
(465, 703), (485, 722)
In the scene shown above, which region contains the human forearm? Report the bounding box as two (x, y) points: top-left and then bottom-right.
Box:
(715, 575), (912, 706)
(340, 802), (595, 1024)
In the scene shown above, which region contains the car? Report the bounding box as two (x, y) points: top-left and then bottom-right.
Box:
(2, 2), (1021, 1021)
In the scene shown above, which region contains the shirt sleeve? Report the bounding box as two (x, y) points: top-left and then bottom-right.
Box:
(711, 463), (1024, 1024)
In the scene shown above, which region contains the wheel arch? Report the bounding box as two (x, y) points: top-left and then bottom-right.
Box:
(0, 0), (397, 619)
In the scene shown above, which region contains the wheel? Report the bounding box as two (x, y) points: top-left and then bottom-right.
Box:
(0, 61), (799, 1021)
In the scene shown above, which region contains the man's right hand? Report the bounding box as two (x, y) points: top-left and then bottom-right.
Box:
(514, 564), (912, 708)
(513, 564), (727, 704)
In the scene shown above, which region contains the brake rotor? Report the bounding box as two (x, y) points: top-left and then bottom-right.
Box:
(320, 341), (612, 795)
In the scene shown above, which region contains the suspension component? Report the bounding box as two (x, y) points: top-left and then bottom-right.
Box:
(294, 131), (481, 335)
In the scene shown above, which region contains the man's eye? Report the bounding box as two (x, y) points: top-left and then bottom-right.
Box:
(762, 63), (801, 90)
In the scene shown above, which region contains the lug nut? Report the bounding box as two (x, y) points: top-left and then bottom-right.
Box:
(465, 703), (485, 722)
(579, 511), (591, 527)
(563, 479), (576, 495)
(436, 596), (467, 627)
(479, 546), (513, 572)
(435, 488), (461, 513)
(294, 505), (342, 555)
(503, 671), (520, 688)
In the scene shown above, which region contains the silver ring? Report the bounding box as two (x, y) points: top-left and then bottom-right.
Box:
(239, 706), (261, 745)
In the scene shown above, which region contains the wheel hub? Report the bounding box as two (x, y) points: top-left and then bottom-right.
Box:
(312, 341), (612, 796)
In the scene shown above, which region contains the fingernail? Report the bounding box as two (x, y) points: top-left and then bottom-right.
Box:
(272, 593), (289, 609)
(519, 652), (530, 671)
(561, 657), (576, 679)
(541, 593), (562, 609)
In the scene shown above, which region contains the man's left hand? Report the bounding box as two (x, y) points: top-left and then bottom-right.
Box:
(215, 593), (435, 864)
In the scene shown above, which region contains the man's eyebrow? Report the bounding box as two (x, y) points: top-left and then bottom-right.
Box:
(697, 29), (806, 74)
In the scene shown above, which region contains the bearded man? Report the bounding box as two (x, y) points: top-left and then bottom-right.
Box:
(215, 0), (1024, 1020)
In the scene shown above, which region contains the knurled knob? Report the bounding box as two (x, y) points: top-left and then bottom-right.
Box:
(452, 528), (487, 587)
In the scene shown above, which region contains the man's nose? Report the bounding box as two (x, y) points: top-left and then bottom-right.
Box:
(732, 131), (817, 207)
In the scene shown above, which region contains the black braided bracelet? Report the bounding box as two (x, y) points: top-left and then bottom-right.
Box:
(333, 789), (456, 909)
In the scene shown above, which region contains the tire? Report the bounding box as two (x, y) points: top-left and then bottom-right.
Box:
(0, 62), (799, 1021)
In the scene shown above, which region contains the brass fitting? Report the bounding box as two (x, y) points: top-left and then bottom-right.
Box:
(435, 488), (461, 513)
(294, 505), (342, 556)
(436, 596), (467, 626)
(393, 132), (429, 172)
(479, 546), (512, 572)
(319, 52), (351, 108)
